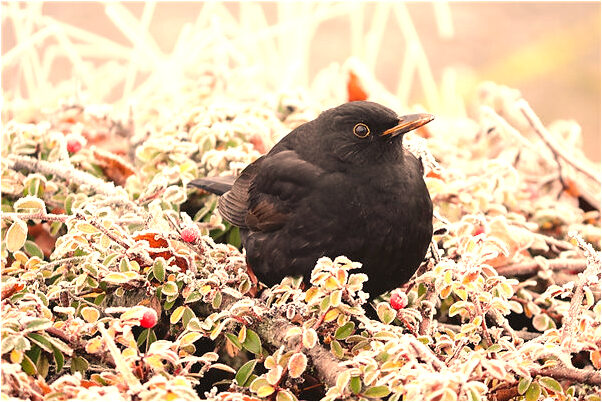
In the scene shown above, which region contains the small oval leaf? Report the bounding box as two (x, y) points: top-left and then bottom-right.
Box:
(335, 321), (355, 340)
(6, 220), (28, 252)
(242, 329), (262, 355)
(288, 352), (307, 379)
(235, 359), (257, 386)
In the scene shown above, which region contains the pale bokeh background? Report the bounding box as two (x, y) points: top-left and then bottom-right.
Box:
(2, 2), (600, 160)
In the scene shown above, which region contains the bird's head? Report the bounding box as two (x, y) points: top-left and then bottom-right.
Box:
(315, 101), (434, 166)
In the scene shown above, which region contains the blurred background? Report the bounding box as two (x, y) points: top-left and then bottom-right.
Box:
(2, 1), (600, 160)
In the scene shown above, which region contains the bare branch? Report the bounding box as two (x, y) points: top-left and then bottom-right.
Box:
(530, 366), (601, 386)
(496, 258), (588, 277)
(517, 99), (601, 186)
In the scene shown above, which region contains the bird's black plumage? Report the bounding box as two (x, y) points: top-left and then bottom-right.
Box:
(190, 101), (434, 298)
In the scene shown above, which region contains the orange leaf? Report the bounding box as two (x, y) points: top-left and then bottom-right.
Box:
(563, 178), (580, 198)
(347, 71), (368, 102)
(93, 148), (135, 187)
(133, 232), (189, 272)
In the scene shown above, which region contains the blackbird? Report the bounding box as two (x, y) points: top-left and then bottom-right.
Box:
(190, 101), (434, 298)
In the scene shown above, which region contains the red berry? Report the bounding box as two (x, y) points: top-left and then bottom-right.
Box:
(181, 227), (198, 243)
(67, 139), (82, 153)
(140, 308), (158, 329)
(390, 290), (408, 310)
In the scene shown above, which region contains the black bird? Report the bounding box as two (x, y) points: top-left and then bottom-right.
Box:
(190, 101), (434, 298)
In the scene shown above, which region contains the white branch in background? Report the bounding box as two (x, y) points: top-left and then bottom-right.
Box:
(6, 155), (127, 198)
(517, 99), (601, 185)
(3, 2), (451, 113)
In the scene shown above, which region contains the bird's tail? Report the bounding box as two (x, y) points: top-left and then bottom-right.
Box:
(188, 176), (235, 196)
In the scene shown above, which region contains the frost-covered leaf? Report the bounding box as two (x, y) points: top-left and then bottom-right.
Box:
(14, 196), (45, 212)
(6, 219), (28, 252)
(525, 381), (541, 401)
(287, 352), (307, 378)
(242, 329), (262, 355)
(235, 359), (257, 386)
(335, 321), (355, 340)
(81, 307), (100, 323)
(363, 385), (390, 399)
(539, 376), (563, 394)
(161, 281), (179, 297)
(376, 302), (396, 324)
(302, 328), (318, 349)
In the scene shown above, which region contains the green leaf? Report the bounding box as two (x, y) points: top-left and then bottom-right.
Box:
(257, 385), (276, 398)
(350, 376), (361, 395)
(170, 306), (186, 324)
(102, 252), (119, 267)
(334, 321), (355, 340)
(330, 339), (344, 359)
(525, 381), (541, 401)
(36, 353), (49, 378)
(46, 335), (73, 356)
(148, 329), (157, 346)
(64, 195), (74, 215)
(276, 390), (296, 401)
(70, 355), (89, 375)
(320, 296), (330, 312)
(52, 346), (64, 373)
(21, 354), (37, 375)
(24, 240), (44, 259)
(539, 376), (563, 394)
(161, 281), (179, 297)
(448, 301), (468, 317)
(376, 302), (396, 325)
(1, 335), (17, 354)
(24, 319), (52, 333)
(26, 333), (54, 353)
(152, 258), (166, 282)
(487, 343), (502, 353)
(184, 291), (202, 304)
(363, 385), (390, 399)
(518, 377), (532, 395)
(137, 329), (149, 347)
(182, 307), (195, 328)
(227, 226), (241, 249)
(242, 329), (262, 355)
(212, 291), (222, 309)
(26, 345), (41, 365)
(225, 333), (242, 350)
(235, 359), (257, 386)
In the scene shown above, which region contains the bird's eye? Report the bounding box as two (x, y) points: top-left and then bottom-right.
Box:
(353, 123), (370, 138)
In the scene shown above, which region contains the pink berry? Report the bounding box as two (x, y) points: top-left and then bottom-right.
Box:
(390, 290), (408, 310)
(67, 139), (82, 153)
(140, 309), (158, 329)
(181, 227), (198, 243)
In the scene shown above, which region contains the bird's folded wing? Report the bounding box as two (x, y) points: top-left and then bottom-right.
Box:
(218, 157), (262, 228)
(219, 150), (324, 232)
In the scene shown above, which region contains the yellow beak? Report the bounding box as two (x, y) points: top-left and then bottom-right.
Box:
(381, 113), (434, 138)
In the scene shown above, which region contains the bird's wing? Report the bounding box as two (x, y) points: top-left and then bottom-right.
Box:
(218, 157), (262, 228)
(219, 150), (324, 232)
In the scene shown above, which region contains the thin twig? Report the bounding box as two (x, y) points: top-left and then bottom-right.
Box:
(517, 99), (601, 186)
(0, 211), (70, 222)
(440, 323), (541, 341)
(496, 258), (588, 277)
